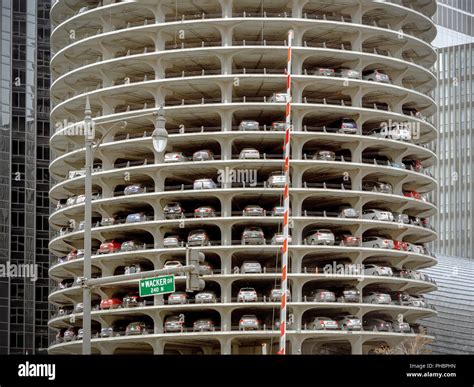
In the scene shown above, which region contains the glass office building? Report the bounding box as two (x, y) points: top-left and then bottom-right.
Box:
(0, 0), (51, 354)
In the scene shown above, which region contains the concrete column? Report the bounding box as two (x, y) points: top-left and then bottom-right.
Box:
(152, 339), (165, 355)
(350, 336), (363, 354)
(219, 0), (233, 18)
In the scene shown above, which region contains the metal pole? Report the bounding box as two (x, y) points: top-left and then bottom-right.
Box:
(278, 29), (293, 355)
(82, 97), (93, 355)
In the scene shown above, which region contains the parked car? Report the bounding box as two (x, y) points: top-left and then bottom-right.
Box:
(336, 315), (362, 331)
(336, 234), (361, 247)
(363, 181), (393, 194)
(164, 316), (184, 333)
(404, 191), (424, 201)
(98, 240), (121, 254)
(163, 235), (182, 248)
(271, 121), (286, 131)
(409, 295), (427, 308)
(164, 152), (187, 163)
(74, 303), (84, 313)
(335, 68), (360, 79)
(313, 150), (336, 161)
(272, 206), (287, 216)
(310, 317), (339, 330)
(269, 287), (291, 302)
(305, 229), (335, 245)
(241, 227), (265, 245)
(362, 69), (391, 83)
(193, 150), (214, 161)
(391, 320), (411, 333)
(239, 120), (259, 131)
(193, 178), (217, 190)
(124, 264), (142, 275)
(363, 318), (391, 332)
(198, 262), (213, 275)
(120, 240), (143, 252)
(338, 207), (359, 218)
(187, 229), (210, 246)
(240, 261), (262, 273)
(364, 264), (393, 276)
(163, 202), (184, 219)
(267, 171), (287, 188)
(393, 212), (410, 224)
(362, 209), (394, 222)
(271, 233), (292, 245)
(329, 118), (358, 134)
(363, 291), (392, 304)
(167, 292), (188, 305)
(124, 183), (147, 195)
(313, 289), (336, 302)
(337, 287), (360, 303)
(392, 292), (412, 306)
(100, 298), (122, 310)
(239, 148), (260, 159)
(269, 92), (288, 103)
(163, 260), (184, 275)
(406, 243), (424, 254)
(195, 291), (217, 303)
(125, 212), (147, 223)
(100, 216), (117, 227)
(243, 205), (265, 216)
(368, 124), (411, 141)
(126, 322), (149, 336)
(237, 287), (258, 302)
(239, 315), (260, 330)
(193, 318), (215, 332)
(122, 294), (143, 308)
(194, 206), (216, 218)
(100, 327), (118, 338)
(63, 327), (77, 342)
(362, 236), (395, 249)
(393, 240), (408, 251)
(311, 67), (335, 77)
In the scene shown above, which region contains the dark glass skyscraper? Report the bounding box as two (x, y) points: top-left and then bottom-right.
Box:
(0, 0), (51, 354)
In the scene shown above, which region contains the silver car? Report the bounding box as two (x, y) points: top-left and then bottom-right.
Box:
(393, 212), (410, 224)
(362, 209), (394, 222)
(243, 205), (265, 216)
(241, 227), (265, 245)
(267, 172), (286, 188)
(164, 152), (187, 163)
(272, 206), (286, 216)
(335, 68), (360, 79)
(269, 288), (291, 302)
(362, 69), (391, 83)
(163, 260), (184, 275)
(271, 121), (286, 131)
(391, 321), (411, 333)
(409, 295), (427, 308)
(164, 316), (184, 333)
(239, 148), (260, 159)
(120, 240), (143, 252)
(240, 261), (262, 273)
(339, 207), (359, 218)
(187, 229), (210, 246)
(193, 319), (215, 332)
(239, 120), (259, 131)
(336, 315), (362, 331)
(305, 229), (335, 245)
(163, 235), (181, 248)
(237, 287), (258, 302)
(363, 181), (393, 194)
(167, 292), (188, 305)
(313, 289), (336, 302)
(124, 183), (146, 195)
(313, 150), (336, 161)
(269, 92), (288, 103)
(311, 317), (339, 330)
(163, 202), (184, 219)
(362, 237), (395, 249)
(271, 233), (292, 245)
(363, 291), (392, 304)
(239, 315), (260, 330)
(364, 264), (393, 276)
(195, 291), (217, 303)
(125, 212), (147, 223)
(193, 150), (214, 161)
(193, 178), (217, 190)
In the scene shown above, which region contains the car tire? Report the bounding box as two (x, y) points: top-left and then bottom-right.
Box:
(374, 244), (380, 249)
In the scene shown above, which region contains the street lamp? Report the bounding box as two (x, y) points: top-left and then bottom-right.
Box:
(152, 105), (168, 153)
(81, 99), (167, 354)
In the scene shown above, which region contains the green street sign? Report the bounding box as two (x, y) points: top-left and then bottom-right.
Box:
(139, 275), (175, 297)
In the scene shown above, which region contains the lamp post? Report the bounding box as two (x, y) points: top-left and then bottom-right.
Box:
(81, 99), (168, 354)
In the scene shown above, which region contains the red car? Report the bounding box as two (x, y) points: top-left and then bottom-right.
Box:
(403, 191), (422, 200)
(393, 240), (408, 251)
(98, 240), (121, 254)
(100, 298), (122, 310)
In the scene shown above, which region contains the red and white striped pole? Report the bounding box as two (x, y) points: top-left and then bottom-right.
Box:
(278, 29), (294, 355)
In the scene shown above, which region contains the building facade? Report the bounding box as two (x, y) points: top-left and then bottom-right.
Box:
(48, 0), (438, 355)
(0, 0), (51, 354)
(433, 0), (474, 48)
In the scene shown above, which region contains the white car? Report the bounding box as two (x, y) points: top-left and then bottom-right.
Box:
(310, 317), (339, 330)
(193, 178), (217, 190)
(362, 237), (395, 249)
(239, 148), (260, 159)
(239, 120), (259, 131)
(267, 172), (287, 188)
(164, 152), (187, 163)
(271, 233), (292, 245)
(362, 209), (394, 222)
(237, 287), (258, 302)
(364, 264), (393, 276)
(240, 261), (262, 274)
(362, 69), (391, 83)
(163, 235), (181, 248)
(269, 92), (288, 103)
(407, 243), (424, 254)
